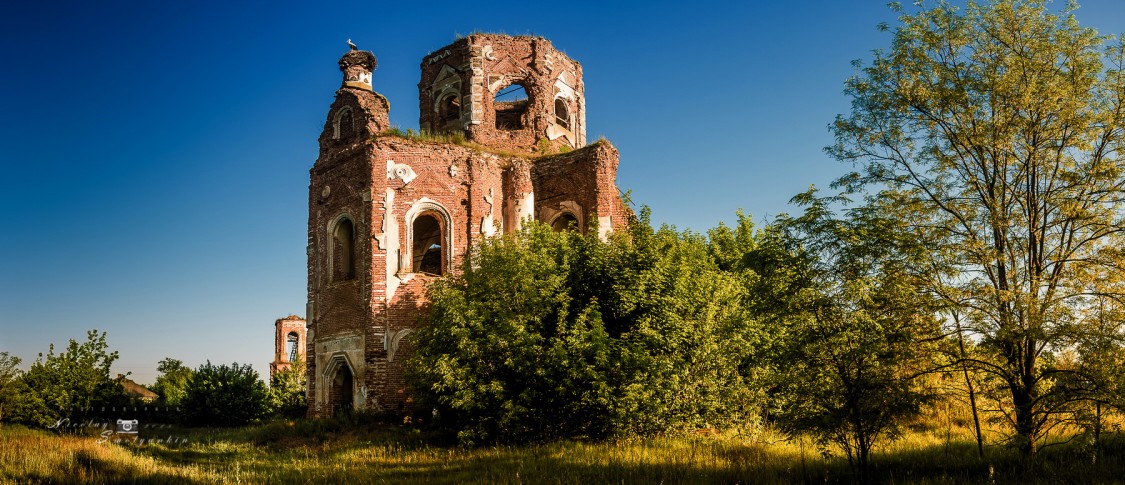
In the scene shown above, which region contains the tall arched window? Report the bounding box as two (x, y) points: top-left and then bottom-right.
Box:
(286, 332), (299, 362)
(333, 107), (354, 140)
(554, 98), (570, 130)
(331, 217), (355, 281)
(412, 213), (443, 275)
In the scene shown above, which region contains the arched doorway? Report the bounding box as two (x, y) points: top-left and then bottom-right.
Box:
(329, 365), (353, 416)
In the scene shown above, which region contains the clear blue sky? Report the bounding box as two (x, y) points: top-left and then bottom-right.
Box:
(3, 1), (1125, 384)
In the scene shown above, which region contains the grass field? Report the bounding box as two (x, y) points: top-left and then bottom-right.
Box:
(1, 414), (1123, 484)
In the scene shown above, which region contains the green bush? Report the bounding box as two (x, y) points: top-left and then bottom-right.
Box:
(268, 357), (307, 418)
(407, 213), (760, 444)
(182, 362), (268, 427)
(13, 330), (129, 428)
(150, 358), (193, 408)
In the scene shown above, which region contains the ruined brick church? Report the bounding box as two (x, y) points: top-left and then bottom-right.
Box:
(298, 34), (627, 416)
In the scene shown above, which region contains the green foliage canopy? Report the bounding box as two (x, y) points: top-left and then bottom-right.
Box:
(269, 356), (308, 418)
(151, 358), (193, 408)
(17, 330), (127, 427)
(829, 0), (1125, 456)
(763, 191), (943, 477)
(408, 214), (760, 444)
(182, 361), (269, 427)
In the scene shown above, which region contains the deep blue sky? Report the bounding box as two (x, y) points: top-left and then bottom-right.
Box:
(4, 1), (1125, 384)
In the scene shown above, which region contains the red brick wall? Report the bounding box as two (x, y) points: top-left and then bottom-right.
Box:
(419, 34), (584, 153)
(269, 316), (306, 378)
(306, 38), (622, 418)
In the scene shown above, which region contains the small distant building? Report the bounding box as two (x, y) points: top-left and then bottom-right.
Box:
(116, 374), (159, 403)
(270, 315), (307, 378)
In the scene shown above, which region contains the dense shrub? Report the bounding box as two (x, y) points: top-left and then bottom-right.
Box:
(407, 213), (761, 444)
(268, 357), (308, 418)
(182, 362), (268, 427)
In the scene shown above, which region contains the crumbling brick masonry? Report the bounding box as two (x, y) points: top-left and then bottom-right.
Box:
(305, 34), (627, 416)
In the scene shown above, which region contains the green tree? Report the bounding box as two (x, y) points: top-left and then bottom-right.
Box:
(408, 215), (756, 444)
(268, 356), (308, 418)
(0, 352), (29, 425)
(761, 192), (942, 478)
(829, 0), (1125, 457)
(151, 358), (193, 408)
(18, 330), (127, 427)
(182, 362), (268, 427)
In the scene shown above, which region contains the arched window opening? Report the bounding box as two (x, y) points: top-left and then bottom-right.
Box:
(494, 84), (528, 130)
(551, 213), (579, 232)
(412, 213), (443, 275)
(332, 217), (355, 281)
(554, 98), (570, 130)
(334, 108), (355, 140)
(438, 93), (461, 126)
(286, 332), (299, 362)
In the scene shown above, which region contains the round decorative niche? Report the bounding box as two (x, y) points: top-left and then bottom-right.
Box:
(322, 186), (332, 198)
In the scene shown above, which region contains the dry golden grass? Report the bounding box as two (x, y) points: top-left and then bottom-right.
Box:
(1, 413), (1123, 484)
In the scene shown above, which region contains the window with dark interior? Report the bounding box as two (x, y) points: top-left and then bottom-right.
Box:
(335, 108), (354, 139)
(554, 98), (570, 130)
(551, 213), (579, 232)
(332, 218), (355, 281)
(412, 213), (443, 275)
(438, 93), (461, 126)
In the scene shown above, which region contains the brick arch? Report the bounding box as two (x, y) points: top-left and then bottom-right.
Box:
(322, 352), (356, 415)
(327, 213), (357, 282)
(332, 106), (355, 140)
(402, 198), (454, 275)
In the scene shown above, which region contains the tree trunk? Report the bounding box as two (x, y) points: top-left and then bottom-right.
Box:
(1012, 381), (1037, 458)
(954, 315), (985, 460)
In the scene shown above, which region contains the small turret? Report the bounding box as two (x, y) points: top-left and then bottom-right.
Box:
(339, 41), (377, 91)
(316, 41), (390, 156)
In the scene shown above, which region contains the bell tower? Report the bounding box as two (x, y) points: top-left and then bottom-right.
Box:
(418, 34), (585, 153)
(306, 42), (390, 417)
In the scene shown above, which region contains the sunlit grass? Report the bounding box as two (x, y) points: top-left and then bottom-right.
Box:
(1, 414), (1123, 484)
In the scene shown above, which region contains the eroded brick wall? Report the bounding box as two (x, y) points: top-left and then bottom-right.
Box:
(306, 38), (622, 418)
(269, 316), (307, 378)
(419, 34), (585, 154)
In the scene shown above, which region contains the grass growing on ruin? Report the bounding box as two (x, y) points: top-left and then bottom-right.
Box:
(2, 414), (1124, 484)
(377, 128), (578, 158)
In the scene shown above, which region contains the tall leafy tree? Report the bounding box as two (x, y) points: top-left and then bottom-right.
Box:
(19, 330), (127, 426)
(151, 357), (193, 407)
(829, 0), (1125, 457)
(0, 352), (28, 425)
(763, 191), (942, 478)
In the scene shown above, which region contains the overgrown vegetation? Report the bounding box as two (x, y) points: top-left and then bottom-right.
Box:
(4, 330), (130, 428)
(268, 356), (308, 418)
(3, 414), (1125, 484)
(181, 362), (269, 427)
(408, 212), (757, 444)
(4, 1), (1125, 482)
(150, 357), (192, 408)
(378, 127), (579, 158)
(829, 0), (1125, 459)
